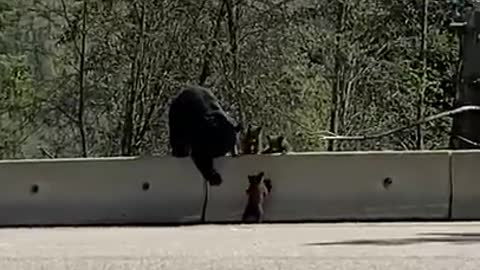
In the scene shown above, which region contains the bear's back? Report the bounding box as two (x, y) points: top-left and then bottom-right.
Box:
(172, 86), (221, 116)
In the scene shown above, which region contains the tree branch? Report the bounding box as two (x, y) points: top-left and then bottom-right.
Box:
(456, 135), (480, 147)
(199, 1), (226, 85)
(37, 146), (56, 159)
(77, 0), (88, 157)
(59, 0), (81, 55)
(319, 105), (480, 141)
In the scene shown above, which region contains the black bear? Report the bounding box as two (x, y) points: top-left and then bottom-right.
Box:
(168, 85), (241, 186)
(242, 172), (272, 223)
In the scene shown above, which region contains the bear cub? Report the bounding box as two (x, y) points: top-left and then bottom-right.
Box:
(240, 124), (263, 155)
(262, 134), (291, 154)
(242, 172), (272, 223)
(168, 85), (241, 186)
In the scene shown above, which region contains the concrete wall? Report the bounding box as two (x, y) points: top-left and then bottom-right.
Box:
(0, 156), (205, 226)
(451, 151), (480, 220)
(207, 151), (451, 222)
(0, 150), (480, 226)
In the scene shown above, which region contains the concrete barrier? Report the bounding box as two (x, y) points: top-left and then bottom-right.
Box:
(0, 156), (205, 226)
(0, 150), (455, 226)
(451, 150), (480, 220)
(205, 151), (451, 222)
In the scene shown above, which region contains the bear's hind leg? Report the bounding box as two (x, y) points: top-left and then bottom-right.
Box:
(191, 152), (223, 186)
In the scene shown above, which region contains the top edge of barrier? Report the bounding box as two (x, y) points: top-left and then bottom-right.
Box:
(0, 156), (139, 164)
(279, 150), (453, 155)
(281, 150), (480, 156)
(0, 150), (463, 164)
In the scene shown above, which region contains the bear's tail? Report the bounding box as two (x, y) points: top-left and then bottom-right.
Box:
(191, 154), (223, 186)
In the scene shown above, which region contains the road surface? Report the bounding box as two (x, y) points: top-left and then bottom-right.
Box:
(1, 222), (480, 269)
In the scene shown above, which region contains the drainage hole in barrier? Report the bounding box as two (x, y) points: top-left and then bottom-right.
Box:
(30, 184), (40, 194)
(382, 177), (393, 189)
(142, 182), (150, 191)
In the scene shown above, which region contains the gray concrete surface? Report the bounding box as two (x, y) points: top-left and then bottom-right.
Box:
(210, 151), (450, 222)
(451, 151), (480, 219)
(0, 156), (205, 225)
(1, 222), (480, 269)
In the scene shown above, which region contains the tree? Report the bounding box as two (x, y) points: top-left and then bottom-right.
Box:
(0, 0), (464, 158)
(450, 1), (480, 149)
(0, 0), (42, 159)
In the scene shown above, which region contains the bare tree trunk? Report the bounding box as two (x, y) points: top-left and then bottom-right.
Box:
(121, 3), (145, 156)
(328, 2), (345, 151)
(199, 2), (226, 86)
(78, 0), (88, 157)
(224, 0), (245, 125)
(416, 0), (428, 150)
(450, 3), (480, 149)
(449, 22), (465, 148)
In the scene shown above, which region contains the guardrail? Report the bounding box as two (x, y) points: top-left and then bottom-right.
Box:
(0, 150), (479, 226)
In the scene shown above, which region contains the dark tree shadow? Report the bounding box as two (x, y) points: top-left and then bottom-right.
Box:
(305, 232), (480, 246)
(418, 232), (480, 238)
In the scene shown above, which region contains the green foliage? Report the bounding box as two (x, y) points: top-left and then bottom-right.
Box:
(0, 0), (463, 158)
(0, 55), (37, 159)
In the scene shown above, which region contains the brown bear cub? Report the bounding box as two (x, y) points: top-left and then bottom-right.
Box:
(242, 172), (272, 223)
(240, 124), (263, 155)
(262, 135), (291, 154)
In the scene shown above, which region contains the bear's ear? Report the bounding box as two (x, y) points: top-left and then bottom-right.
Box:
(258, 171), (265, 179)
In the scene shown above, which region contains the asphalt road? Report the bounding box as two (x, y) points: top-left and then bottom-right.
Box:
(1, 222), (480, 269)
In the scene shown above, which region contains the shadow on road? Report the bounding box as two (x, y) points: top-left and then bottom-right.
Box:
(305, 232), (480, 246)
